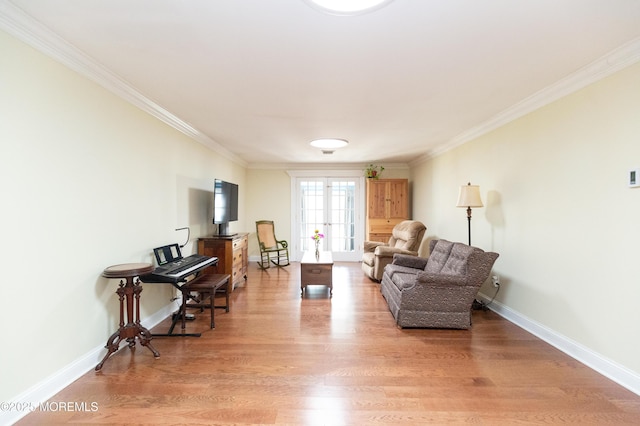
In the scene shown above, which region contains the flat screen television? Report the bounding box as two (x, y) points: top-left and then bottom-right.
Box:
(213, 178), (238, 236)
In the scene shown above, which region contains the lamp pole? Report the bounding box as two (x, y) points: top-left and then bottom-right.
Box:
(466, 206), (472, 246)
(456, 182), (483, 247)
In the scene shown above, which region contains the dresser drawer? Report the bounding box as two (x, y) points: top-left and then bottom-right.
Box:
(232, 236), (247, 250)
(232, 249), (243, 266)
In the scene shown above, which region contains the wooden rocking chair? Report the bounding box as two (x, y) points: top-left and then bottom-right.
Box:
(256, 220), (290, 269)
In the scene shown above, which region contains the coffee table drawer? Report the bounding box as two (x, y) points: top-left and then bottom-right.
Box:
(301, 264), (332, 284)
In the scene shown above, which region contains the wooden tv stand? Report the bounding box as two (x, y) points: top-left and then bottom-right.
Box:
(197, 233), (248, 290)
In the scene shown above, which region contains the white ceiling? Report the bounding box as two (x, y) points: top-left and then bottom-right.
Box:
(3, 0), (640, 167)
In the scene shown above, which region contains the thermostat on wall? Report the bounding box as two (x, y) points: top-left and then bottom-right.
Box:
(629, 168), (640, 188)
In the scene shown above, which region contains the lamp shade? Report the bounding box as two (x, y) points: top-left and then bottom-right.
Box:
(456, 183), (483, 208)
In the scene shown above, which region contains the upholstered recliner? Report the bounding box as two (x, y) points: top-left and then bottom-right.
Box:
(361, 220), (426, 281)
(380, 239), (499, 329)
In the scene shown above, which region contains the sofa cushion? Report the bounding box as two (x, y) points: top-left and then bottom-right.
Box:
(440, 244), (475, 276)
(424, 239), (454, 273)
(384, 263), (421, 280)
(390, 272), (416, 291)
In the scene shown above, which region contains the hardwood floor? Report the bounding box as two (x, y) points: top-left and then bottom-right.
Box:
(18, 262), (640, 425)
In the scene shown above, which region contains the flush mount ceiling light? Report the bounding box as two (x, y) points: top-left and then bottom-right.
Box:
(303, 0), (395, 16)
(310, 138), (349, 154)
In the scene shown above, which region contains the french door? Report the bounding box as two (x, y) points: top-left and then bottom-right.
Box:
(291, 173), (364, 262)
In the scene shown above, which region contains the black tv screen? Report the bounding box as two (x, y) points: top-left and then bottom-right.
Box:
(213, 179), (238, 225)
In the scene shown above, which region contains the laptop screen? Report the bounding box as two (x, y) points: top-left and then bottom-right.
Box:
(153, 243), (182, 266)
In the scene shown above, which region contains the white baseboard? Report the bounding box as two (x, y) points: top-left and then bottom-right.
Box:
(477, 292), (640, 396)
(1, 303), (175, 426)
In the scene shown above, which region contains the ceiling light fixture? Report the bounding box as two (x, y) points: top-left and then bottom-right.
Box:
(310, 138), (349, 154)
(303, 0), (395, 16)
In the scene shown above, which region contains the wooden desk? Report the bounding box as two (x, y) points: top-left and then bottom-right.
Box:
(96, 263), (160, 371)
(300, 251), (333, 296)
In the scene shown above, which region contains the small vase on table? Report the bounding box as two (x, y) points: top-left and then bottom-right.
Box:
(311, 229), (324, 259)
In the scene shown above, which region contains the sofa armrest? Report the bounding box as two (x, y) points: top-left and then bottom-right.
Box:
(391, 253), (428, 269)
(375, 246), (418, 258)
(364, 241), (386, 253)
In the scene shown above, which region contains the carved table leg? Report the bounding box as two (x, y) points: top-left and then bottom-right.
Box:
(133, 281), (160, 357)
(96, 268), (160, 371)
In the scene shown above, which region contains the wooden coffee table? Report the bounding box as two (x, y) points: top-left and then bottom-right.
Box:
(300, 251), (333, 296)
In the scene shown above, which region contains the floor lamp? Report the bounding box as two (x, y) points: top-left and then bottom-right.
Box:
(456, 182), (483, 246)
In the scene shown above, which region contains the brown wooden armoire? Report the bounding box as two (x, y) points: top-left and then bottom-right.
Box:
(365, 178), (409, 243)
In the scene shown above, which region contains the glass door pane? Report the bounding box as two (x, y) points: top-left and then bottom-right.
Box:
(299, 180), (325, 252)
(328, 179), (356, 253)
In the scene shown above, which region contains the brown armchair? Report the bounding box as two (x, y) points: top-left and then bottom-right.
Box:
(361, 220), (426, 281)
(380, 239), (499, 329)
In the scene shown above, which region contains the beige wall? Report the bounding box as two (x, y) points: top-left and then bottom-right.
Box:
(245, 169), (292, 258)
(0, 30), (246, 402)
(411, 62), (640, 375)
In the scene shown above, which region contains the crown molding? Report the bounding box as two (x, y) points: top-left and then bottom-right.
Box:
(248, 161), (409, 170)
(0, 0), (247, 168)
(411, 35), (640, 166)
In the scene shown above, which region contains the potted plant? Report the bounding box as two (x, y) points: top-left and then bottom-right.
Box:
(365, 164), (385, 179)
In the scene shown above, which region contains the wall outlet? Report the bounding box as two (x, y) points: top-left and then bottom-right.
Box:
(492, 275), (500, 287)
(629, 168), (640, 188)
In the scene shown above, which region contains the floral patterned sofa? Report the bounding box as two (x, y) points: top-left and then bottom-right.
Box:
(380, 239), (499, 329)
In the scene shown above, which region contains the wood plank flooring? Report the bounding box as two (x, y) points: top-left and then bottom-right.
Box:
(18, 261), (640, 425)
